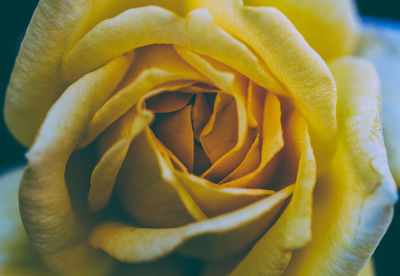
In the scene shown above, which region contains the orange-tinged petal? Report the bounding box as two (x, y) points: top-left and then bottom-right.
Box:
(283, 57), (397, 275)
(90, 185), (293, 263)
(192, 93), (213, 141)
(152, 106), (195, 171)
(223, 134), (261, 182)
(146, 92), (193, 113)
(200, 93), (238, 163)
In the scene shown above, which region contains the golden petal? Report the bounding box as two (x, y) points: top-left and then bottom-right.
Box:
(152, 106), (195, 171)
(90, 185), (293, 262)
(223, 93), (284, 188)
(117, 128), (206, 228)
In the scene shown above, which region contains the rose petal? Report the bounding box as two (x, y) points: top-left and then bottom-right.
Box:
(247, 82), (266, 129)
(117, 127), (206, 227)
(176, 172), (274, 217)
(222, 134), (261, 182)
(146, 92), (193, 113)
(89, 108), (153, 212)
(0, 167), (57, 275)
(174, 47), (254, 182)
(152, 106), (195, 171)
(223, 92), (284, 188)
(19, 55), (132, 275)
(193, 1), (337, 157)
(192, 93), (213, 141)
(63, 7), (285, 94)
(90, 185), (293, 263)
(78, 44), (207, 147)
(200, 93), (238, 163)
(283, 57), (397, 275)
(231, 115), (316, 275)
(358, 260), (375, 276)
(243, 0), (360, 59)
(358, 24), (400, 185)
(4, 0), (93, 146)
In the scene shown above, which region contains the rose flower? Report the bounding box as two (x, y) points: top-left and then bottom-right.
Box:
(1, 0), (398, 275)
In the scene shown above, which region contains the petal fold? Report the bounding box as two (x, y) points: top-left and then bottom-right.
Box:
(90, 185), (293, 263)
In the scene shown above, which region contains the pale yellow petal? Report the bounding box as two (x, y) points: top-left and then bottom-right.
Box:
(192, 1), (337, 156)
(90, 185), (293, 262)
(243, 0), (360, 59)
(0, 167), (57, 276)
(63, 7), (285, 94)
(19, 55), (132, 275)
(283, 57), (397, 275)
(232, 116), (316, 276)
(358, 26), (400, 185)
(358, 260), (375, 276)
(4, 0), (92, 146)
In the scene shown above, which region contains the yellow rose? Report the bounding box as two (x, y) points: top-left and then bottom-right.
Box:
(1, 0), (397, 275)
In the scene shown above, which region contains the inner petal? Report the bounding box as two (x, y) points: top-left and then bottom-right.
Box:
(151, 105), (195, 171)
(199, 93), (238, 163)
(192, 93), (213, 141)
(146, 91), (193, 113)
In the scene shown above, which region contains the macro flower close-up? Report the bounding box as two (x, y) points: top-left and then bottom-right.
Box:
(0, 0), (399, 275)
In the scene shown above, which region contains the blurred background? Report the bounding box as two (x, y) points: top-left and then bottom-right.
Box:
(0, 1), (398, 275)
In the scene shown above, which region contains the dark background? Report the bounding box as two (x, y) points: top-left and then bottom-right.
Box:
(0, 1), (398, 275)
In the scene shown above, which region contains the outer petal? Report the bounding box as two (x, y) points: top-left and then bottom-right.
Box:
(283, 57), (397, 275)
(4, 0), (92, 146)
(19, 55), (133, 276)
(3, 0), (201, 147)
(358, 22), (400, 185)
(0, 167), (57, 275)
(243, 0), (360, 59)
(63, 7), (284, 94)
